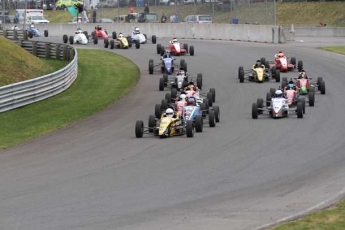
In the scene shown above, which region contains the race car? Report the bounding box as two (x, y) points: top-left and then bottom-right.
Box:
(281, 74), (326, 95)
(156, 38), (194, 56)
(149, 55), (187, 75)
(130, 27), (157, 44)
(63, 28), (89, 45)
(27, 24), (48, 38)
(108, 33), (140, 49)
(135, 108), (195, 138)
(158, 68), (189, 91)
(252, 89), (304, 119)
(238, 59), (280, 83)
(267, 54), (303, 72)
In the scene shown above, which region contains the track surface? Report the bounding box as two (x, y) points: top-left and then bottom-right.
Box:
(1, 36), (345, 230)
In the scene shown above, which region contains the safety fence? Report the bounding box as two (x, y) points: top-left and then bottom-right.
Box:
(0, 31), (78, 112)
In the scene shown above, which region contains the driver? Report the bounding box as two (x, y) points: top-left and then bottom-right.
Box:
(164, 108), (179, 119)
(177, 69), (185, 76)
(298, 70), (308, 79)
(253, 60), (264, 69)
(133, 27), (140, 35)
(75, 28), (83, 34)
(96, 25), (102, 30)
(275, 50), (285, 59)
(273, 89), (284, 98)
(184, 81), (198, 92)
(117, 33), (124, 39)
(186, 97), (196, 106)
(162, 51), (171, 59)
(176, 94), (187, 115)
(170, 37), (178, 44)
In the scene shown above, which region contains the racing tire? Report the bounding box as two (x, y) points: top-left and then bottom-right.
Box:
(195, 115), (203, 133)
(213, 106), (220, 122)
(317, 77), (323, 86)
(104, 38), (109, 48)
(281, 80), (287, 90)
(157, 44), (161, 54)
(203, 99), (209, 110)
(275, 70), (280, 82)
(148, 115), (156, 133)
(28, 31), (33, 39)
(135, 40), (140, 49)
(209, 110), (216, 127)
(186, 120), (194, 137)
(197, 74), (202, 90)
(265, 61), (269, 69)
(200, 103), (207, 117)
(112, 31), (117, 39)
(160, 46), (165, 56)
(83, 31), (88, 38)
(282, 77), (287, 83)
(149, 59), (154, 74)
(155, 104), (162, 118)
(209, 88), (216, 102)
(171, 88), (177, 99)
(163, 74), (168, 85)
(183, 43), (188, 50)
(69, 36), (74, 44)
(135, 120), (144, 138)
(189, 46), (194, 56)
(270, 88), (276, 97)
(308, 91), (315, 106)
(182, 62), (188, 72)
(165, 93), (172, 103)
(298, 60), (303, 71)
(297, 102), (303, 118)
(298, 97), (306, 114)
(257, 98), (263, 114)
(152, 35), (157, 44)
(238, 66), (244, 79)
(63, 34), (68, 43)
(290, 57), (296, 66)
(161, 99), (168, 110)
(271, 66), (277, 76)
(252, 103), (258, 119)
(260, 57), (266, 65)
(110, 40), (115, 49)
(127, 37), (132, 47)
(44, 30), (48, 37)
(93, 37), (98, 44)
(266, 92), (271, 107)
(207, 92), (213, 107)
(91, 32), (95, 40)
(239, 69), (244, 83)
(159, 78), (165, 91)
(320, 80), (326, 94)
(180, 59), (185, 68)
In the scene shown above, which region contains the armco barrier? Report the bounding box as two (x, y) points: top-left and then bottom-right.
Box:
(0, 36), (78, 113)
(2, 23), (286, 43)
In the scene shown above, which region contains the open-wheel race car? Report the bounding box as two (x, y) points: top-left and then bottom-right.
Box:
(159, 72), (202, 92)
(27, 24), (48, 38)
(130, 27), (157, 44)
(238, 58), (280, 83)
(63, 28), (89, 45)
(135, 107), (195, 138)
(252, 88), (304, 119)
(267, 86), (306, 114)
(149, 54), (187, 75)
(106, 33), (140, 49)
(156, 38), (194, 56)
(268, 53), (303, 72)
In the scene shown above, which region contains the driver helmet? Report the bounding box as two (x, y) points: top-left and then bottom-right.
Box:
(255, 60), (261, 66)
(187, 97), (196, 105)
(187, 82), (194, 90)
(165, 108), (174, 118)
(274, 89), (283, 98)
(278, 50), (284, 58)
(299, 72), (306, 79)
(30, 24), (35, 28)
(172, 37), (178, 43)
(134, 27), (140, 34)
(179, 94), (187, 101)
(178, 69), (185, 76)
(118, 33), (124, 38)
(97, 25), (102, 30)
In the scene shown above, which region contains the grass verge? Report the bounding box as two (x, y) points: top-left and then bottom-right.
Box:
(0, 49), (139, 150)
(269, 46), (345, 230)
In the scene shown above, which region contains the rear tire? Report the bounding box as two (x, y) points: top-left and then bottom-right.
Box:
(159, 78), (165, 91)
(213, 106), (220, 122)
(148, 115), (155, 133)
(155, 104), (162, 118)
(252, 103), (258, 119)
(320, 81), (326, 94)
(157, 43), (161, 54)
(189, 45), (194, 56)
(135, 120), (144, 138)
(239, 69), (244, 83)
(275, 70), (280, 82)
(297, 102), (303, 118)
(171, 88), (177, 99)
(186, 120), (194, 137)
(308, 91), (315, 106)
(152, 35), (157, 44)
(63, 34), (68, 43)
(209, 110), (216, 127)
(209, 88), (216, 102)
(110, 40), (115, 49)
(197, 74), (202, 90)
(69, 36), (74, 44)
(44, 30), (48, 37)
(195, 115), (203, 132)
(149, 59), (154, 74)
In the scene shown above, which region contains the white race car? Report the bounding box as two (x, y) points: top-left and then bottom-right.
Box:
(63, 29), (89, 45)
(130, 27), (157, 44)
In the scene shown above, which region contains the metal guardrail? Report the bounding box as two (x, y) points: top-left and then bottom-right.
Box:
(0, 32), (78, 113)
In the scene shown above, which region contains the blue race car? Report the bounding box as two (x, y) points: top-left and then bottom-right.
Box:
(149, 53), (187, 75)
(27, 25), (49, 38)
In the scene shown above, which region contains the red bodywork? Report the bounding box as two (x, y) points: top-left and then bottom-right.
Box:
(296, 78), (311, 90)
(166, 42), (188, 56)
(93, 28), (108, 39)
(176, 101), (187, 115)
(285, 89), (297, 106)
(270, 56), (295, 72)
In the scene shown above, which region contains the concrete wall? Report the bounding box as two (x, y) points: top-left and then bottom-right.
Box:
(4, 23), (285, 43)
(283, 26), (345, 38)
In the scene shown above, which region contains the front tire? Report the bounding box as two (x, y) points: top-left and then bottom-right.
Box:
(135, 120), (144, 138)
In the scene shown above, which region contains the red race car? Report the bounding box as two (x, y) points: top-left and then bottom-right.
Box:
(268, 51), (303, 72)
(91, 25), (108, 39)
(156, 38), (194, 56)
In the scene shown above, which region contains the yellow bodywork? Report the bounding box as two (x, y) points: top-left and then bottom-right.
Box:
(158, 114), (180, 136)
(117, 37), (129, 48)
(252, 65), (266, 82)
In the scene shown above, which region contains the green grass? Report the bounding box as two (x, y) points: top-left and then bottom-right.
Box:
(41, 2), (345, 26)
(0, 49), (139, 149)
(269, 46), (345, 230)
(0, 36), (66, 86)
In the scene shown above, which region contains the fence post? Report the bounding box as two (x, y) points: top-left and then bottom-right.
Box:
(13, 30), (18, 40)
(55, 44), (60, 60)
(63, 45), (69, 60)
(32, 41), (38, 56)
(23, 30), (28, 41)
(4, 30), (8, 39)
(45, 43), (51, 59)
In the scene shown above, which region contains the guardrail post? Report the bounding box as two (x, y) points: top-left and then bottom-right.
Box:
(63, 45), (69, 60)
(55, 44), (60, 60)
(32, 41), (37, 56)
(13, 30), (18, 40)
(4, 30), (8, 39)
(45, 43), (51, 59)
(23, 30), (28, 41)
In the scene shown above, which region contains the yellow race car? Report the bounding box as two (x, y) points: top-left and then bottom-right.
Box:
(109, 33), (140, 49)
(238, 59), (280, 83)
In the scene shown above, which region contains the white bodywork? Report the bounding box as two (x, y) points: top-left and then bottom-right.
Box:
(16, 9), (50, 24)
(131, 32), (146, 44)
(279, 57), (288, 68)
(74, 33), (88, 45)
(271, 98), (289, 118)
(175, 74), (186, 89)
(173, 42), (181, 53)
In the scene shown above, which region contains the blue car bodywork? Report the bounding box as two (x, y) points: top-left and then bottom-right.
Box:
(28, 26), (40, 37)
(162, 57), (174, 75)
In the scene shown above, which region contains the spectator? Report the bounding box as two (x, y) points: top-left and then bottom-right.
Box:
(129, 5), (134, 13)
(161, 13), (167, 23)
(15, 10), (20, 23)
(92, 8), (97, 23)
(144, 3), (149, 13)
(174, 13), (178, 23)
(170, 14), (174, 23)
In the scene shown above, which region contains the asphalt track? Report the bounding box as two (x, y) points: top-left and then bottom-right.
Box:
(1, 35), (345, 230)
